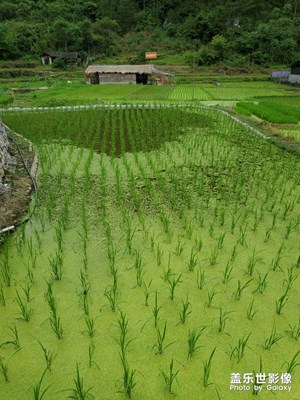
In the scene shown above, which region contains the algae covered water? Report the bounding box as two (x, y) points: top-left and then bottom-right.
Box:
(0, 106), (300, 399)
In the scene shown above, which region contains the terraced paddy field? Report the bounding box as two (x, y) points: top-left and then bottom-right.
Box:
(1, 79), (296, 108)
(0, 105), (299, 399)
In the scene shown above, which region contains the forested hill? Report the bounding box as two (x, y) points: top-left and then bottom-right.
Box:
(0, 0), (299, 65)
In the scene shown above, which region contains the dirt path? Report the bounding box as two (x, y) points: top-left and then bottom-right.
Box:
(0, 125), (37, 231)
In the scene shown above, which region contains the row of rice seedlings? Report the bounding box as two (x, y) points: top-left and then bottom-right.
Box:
(45, 280), (63, 339)
(115, 311), (137, 398)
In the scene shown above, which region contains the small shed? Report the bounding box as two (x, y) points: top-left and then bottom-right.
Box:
(288, 60), (300, 84)
(41, 51), (80, 65)
(85, 64), (173, 85)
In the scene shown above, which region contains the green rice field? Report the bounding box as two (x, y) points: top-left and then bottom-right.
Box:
(1, 79), (296, 108)
(0, 104), (299, 399)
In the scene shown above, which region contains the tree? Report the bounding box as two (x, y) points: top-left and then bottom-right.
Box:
(51, 19), (82, 51)
(211, 35), (229, 60)
(0, 2), (18, 22)
(0, 23), (20, 59)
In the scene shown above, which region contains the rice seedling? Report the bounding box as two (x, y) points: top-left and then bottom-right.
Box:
(230, 242), (239, 262)
(142, 279), (152, 306)
(238, 225), (248, 246)
(253, 272), (269, 294)
(68, 363), (93, 399)
(48, 250), (63, 281)
(187, 327), (206, 358)
(85, 316), (95, 338)
(125, 225), (135, 255)
(252, 210), (260, 232)
(153, 322), (174, 354)
(50, 312), (63, 340)
(160, 210), (170, 233)
(135, 261), (144, 287)
(24, 259), (35, 284)
(246, 299), (257, 320)
(217, 232), (226, 249)
(117, 310), (129, 338)
(0, 356), (9, 382)
(45, 280), (56, 315)
(176, 293), (192, 325)
(107, 243), (117, 275)
(15, 290), (32, 322)
(275, 288), (289, 315)
(167, 273), (182, 300)
(162, 253), (173, 282)
(218, 308), (231, 332)
(0, 349), (20, 382)
(222, 260), (233, 284)
(187, 248), (198, 272)
(293, 255), (300, 269)
(37, 340), (56, 371)
(175, 236), (185, 256)
(252, 357), (263, 395)
(284, 350), (300, 374)
(285, 220), (295, 239)
(271, 254), (281, 272)
(1, 324), (20, 350)
(115, 310), (136, 360)
(195, 212), (204, 227)
(104, 284), (117, 312)
(152, 292), (162, 328)
(161, 359), (179, 393)
(196, 268), (206, 289)
(209, 221), (215, 238)
(287, 317), (300, 340)
(282, 200), (295, 220)
(87, 343), (100, 371)
(230, 214), (240, 234)
(184, 218), (193, 239)
(284, 266), (298, 290)
(202, 347), (216, 387)
(27, 237), (34, 259)
(207, 245), (219, 266)
(263, 325), (282, 349)
(270, 211), (277, 227)
(55, 222), (64, 253)
(156, 244), (163, 266)
(0, 245), (11, 287)
(115, 311), (133, 359)
(206, 287), (217, 307)
(264, 227), (272, 242)
(27, 241), (37, 269)
(234, 279), (252, 301)
(120, 355), (136, 399)
(246, 249), (264, 276)
(230, 333), (251, 363)
(15, 235), (24, 256)
(0, 285), (5, 306)
(219, 208), (226, 226)
(18, 280), (33, 302)
(33, 369), (51, 400)
(194, 236), (203, 252)
(79, 270), (90, 297)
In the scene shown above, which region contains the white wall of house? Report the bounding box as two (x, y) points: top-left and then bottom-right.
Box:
(99, 73), (136, 84)
(288, 74), (300, 84)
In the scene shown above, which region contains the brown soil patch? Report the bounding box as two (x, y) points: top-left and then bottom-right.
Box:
(0, 130), (36, 230)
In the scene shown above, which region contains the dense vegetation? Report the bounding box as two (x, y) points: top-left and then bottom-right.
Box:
(0, 0), (300, 65)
